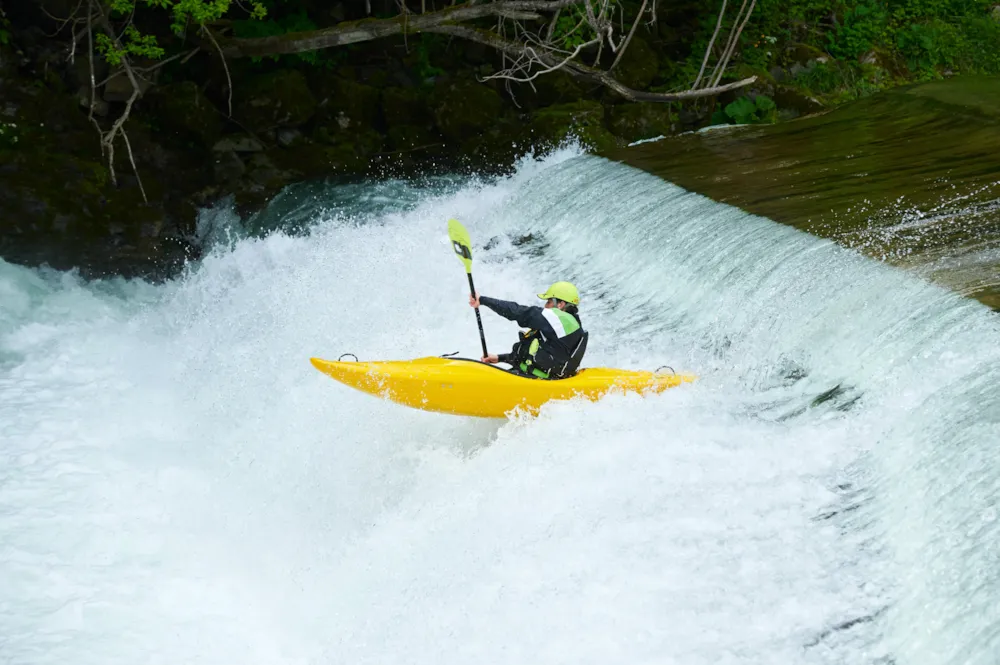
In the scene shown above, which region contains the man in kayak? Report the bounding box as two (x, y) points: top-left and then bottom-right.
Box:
(468, 281), (588, 379)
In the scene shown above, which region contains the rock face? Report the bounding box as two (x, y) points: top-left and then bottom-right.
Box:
(530, 101), (621, 152)
(608, 103), (676, 143)
(235, 70), (318, 133)
(0, 41), (205, 278)
(147, 82), (223, 147)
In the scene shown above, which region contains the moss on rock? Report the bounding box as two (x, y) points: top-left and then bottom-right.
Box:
(382, 86), (433, 129)
(430, 79), (504, 144)
(146, 81), (223, 147)
(608, 103), (676, 142)
(614, 35), (659, 91)
(314, 77), (381, 133)
(235, 70), (317, 133)
(530, 100), (621, 153)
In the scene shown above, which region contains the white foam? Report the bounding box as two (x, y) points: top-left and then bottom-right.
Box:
(2, 150), (1000, 664)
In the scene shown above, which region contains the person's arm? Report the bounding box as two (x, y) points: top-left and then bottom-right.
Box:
(478, 295), (548, 329)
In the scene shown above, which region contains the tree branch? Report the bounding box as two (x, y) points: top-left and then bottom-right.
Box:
(92, 2), (148, 202)
(220, 0), (584, 57)
(711, 0), (756, 88)
(692, 0), (726, 88)
(200, 25), (232, 116)
(609, 0), (647, 72)
(428, 24), (756, 101)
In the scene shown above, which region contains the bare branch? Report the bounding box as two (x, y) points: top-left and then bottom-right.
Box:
(201, 25), (232, 116)
(497, 10), (544, 19)
(481, 37), (601, 83)
(429, 24), (756, 101)
(710, 0), (756, 88)
(95, 47), (199, 88)
(40, 0), (86, 38)
(609, 0), (647, 72)
(545, 8), (561, 42)
(92, 2), (148, 202)
(220, 0), (585, 57)
(692, 0), (726, 88)
(706, 0), (747, 88)
(86, 0), (98, 123)
(121, 128), (146, 202)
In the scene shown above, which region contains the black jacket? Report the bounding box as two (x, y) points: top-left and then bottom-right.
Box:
(479, 296), (587, 377)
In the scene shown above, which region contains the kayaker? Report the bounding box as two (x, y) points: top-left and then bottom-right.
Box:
(468, 281), (588, 379)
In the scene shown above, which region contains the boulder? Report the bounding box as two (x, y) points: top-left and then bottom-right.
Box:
(234, 70), (317, 133)
(772, 85), (826, 117)
(607, 103), (675, 143)
(430, 79), (504, 144)
(147, 81), (223, 147)
(529, 100), (620, 153)
(382, 86), (433, 129)
(614, 35), (659, 91)
(314, 77), (380, 132)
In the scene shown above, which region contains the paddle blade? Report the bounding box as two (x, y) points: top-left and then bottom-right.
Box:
(448, 218), (473, 273)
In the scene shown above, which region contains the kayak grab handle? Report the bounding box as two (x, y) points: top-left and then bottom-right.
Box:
(655, 365), (675, 374)
(338, 353), (359, 362)
(440, 351), (460, 358)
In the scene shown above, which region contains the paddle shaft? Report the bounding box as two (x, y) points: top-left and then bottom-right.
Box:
(467, 272), (489, 357)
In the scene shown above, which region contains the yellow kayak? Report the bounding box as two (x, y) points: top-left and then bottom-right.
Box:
(309, 356), (696, 418)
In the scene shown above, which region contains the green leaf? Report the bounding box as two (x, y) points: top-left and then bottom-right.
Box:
(754, 95), (776, 112)
(724, 96), (757, 124)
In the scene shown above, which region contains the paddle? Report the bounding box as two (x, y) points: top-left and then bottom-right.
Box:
(448, 218), (489, 358)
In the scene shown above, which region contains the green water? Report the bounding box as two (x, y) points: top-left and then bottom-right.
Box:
(610, 75), (1000, 310)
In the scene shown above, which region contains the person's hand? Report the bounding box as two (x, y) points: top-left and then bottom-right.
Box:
(481, 354), (499, 364)
(468, 292), (481, 308)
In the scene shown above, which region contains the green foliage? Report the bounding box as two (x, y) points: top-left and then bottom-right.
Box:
(712, 95), (778, 125)
(110, 0), (266, 35)
(233, 9), (325, 65)
(0, 8), (10, 46)
(794, 61), (847, 94)
(415, 35), (446, 82)
(96, 25), (165, 65)
(895, 19), (958, 75)
(96, 0), (267, 65)
(827, 1), (890, 59)
(0, 120), (19, 148)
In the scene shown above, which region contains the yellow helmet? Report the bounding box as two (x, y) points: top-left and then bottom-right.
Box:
(537, 281), (580, 306)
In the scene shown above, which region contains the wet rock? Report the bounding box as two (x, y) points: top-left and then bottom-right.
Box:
(213, 150), (246, 184)
(772, 85), (827, 117)
(213, 135), (264, 153)
(76, 87), (109, 116)
(614, 35), (659, 91)
(510, 70), (586, 109)
(431, 79), (504, 144)
(608, 103), (675, 143)
(786, 42), (830, 77)
(147, 81), (223, 147)
(276, 127), (304, 148)
(313, 76), (380, 133)
(246, 153), (290, 188)
(529, 100), (620, 153)
(103, 69), (152, 102)
(387, 124), (441, 152)
(382, 86), (432, 129)
(235, 70), (316, 133)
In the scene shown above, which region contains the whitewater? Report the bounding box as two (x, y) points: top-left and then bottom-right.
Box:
(2, 147), (1000, 665)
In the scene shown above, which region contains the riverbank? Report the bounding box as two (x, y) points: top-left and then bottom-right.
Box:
(2, 0), (999, 279)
